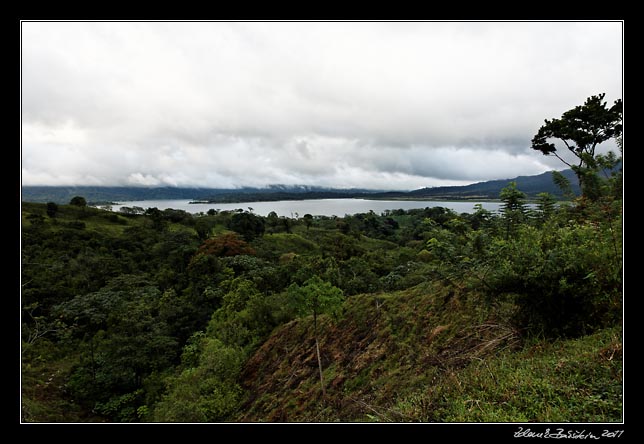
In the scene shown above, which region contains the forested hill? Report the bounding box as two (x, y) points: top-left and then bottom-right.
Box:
(381, 169), (580, 200)
(20, 186), (230, 204)
(19, 185), (378, 205)
(21, 169), (580, 204)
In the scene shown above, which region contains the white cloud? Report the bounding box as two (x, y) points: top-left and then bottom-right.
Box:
(21, 21), (623, 189)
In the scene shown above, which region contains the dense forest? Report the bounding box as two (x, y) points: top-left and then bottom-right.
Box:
(21, 164), (622, 422)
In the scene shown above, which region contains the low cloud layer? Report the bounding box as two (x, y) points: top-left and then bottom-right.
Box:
(21, 22), (622, 190)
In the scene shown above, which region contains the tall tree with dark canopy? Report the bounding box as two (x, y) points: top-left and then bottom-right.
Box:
(530, 93), (622, 198)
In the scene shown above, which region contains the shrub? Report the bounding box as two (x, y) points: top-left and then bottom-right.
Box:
(485, 220), (621, 337)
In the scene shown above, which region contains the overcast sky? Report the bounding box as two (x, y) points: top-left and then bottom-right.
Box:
(21, 21), (623, 190)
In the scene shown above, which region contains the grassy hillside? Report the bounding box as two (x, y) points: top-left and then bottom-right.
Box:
(237, 283), (622, 422)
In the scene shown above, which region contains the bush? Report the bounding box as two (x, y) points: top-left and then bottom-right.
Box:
(151, 338), (245, 422)
(485, 220), (621, 337)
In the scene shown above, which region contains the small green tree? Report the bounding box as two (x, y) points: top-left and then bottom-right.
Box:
(499, 182), (526, 239)
(69, 196), (87, 207)
(535, 192), (556, 225)
(287, 276), (344, 398)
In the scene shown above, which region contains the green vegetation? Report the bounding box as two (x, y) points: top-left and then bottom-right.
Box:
(20, 187), (622, 422)
(21, 96), (622, 423)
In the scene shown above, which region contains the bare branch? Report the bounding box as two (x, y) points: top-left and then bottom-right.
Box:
(551, 152), (572, 168)
(561, 139), (577, 156)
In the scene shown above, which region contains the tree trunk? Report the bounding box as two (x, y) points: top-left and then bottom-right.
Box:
(315, 336), (326, 398)
(313, 311), (326, 398)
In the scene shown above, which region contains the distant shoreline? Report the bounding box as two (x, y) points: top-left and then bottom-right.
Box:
(189, 196), (514, 205)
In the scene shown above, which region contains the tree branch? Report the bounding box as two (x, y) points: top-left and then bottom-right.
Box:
(561, 139), (577, 156)
(551, 152), (572, 168)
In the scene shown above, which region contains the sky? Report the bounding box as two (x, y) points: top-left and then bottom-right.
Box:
(21, 21), (623, 190)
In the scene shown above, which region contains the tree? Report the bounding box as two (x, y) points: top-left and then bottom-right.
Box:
(228, 211), (265, 241)
(69, 196), (87, 207)
(194, 217), (215, 240)
(281, 216), (292, 234)
(499, 182), (526, 239)
(303, 214), (314, 230)
(265, 211), (280, 233)
(144, 207), (166, 231)
(46, 202), (58, 218)
(469, 203), (493, 230)
(287, 276), (344, 398)
(552, 171), (574, 199)
(531, 93), (622, 198)
(535, 192), (556, 225)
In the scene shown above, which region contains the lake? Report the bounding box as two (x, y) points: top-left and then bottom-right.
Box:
(109, 198), (504, 217)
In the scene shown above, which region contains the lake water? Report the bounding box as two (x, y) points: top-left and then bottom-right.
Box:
(109, 198), (503, 217)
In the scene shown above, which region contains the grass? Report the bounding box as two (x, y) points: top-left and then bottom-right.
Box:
(253, 232), (320, 260)
(237, 282), (622, 423)
(396, 326), (623, 422)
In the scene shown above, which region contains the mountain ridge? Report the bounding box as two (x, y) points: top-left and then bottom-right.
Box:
(21, 169), (580, 204)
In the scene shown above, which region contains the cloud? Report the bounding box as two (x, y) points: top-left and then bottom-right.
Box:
(21, 21), (623, 190)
